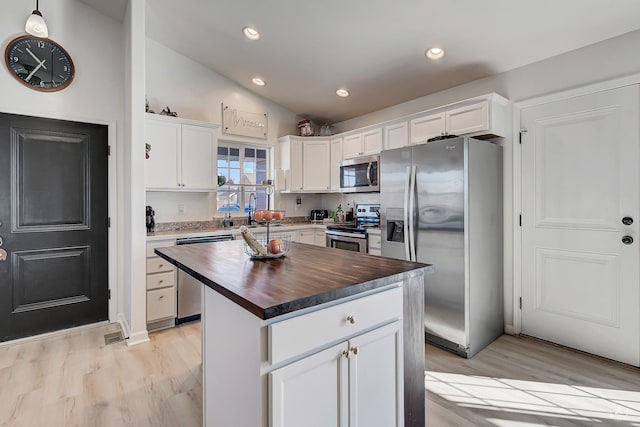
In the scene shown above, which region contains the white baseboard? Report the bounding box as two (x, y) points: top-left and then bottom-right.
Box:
(126, 330), (150, 346)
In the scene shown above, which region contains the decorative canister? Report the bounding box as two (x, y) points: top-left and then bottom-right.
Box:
(297, 119), (314, 137)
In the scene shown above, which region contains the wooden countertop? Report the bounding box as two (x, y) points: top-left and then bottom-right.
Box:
(155, 240), (430, 320)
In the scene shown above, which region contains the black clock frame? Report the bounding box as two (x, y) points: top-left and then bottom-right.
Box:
(4, 35), (75, 92)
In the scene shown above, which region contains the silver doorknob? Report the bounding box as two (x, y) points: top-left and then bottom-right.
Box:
(622, 236), (634, 245)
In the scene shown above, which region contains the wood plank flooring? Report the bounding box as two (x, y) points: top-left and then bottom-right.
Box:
(1, 322), (639, 426)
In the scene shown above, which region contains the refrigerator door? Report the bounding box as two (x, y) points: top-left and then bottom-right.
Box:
(380, 147), (412, 261)
(413, 138), (467, 347)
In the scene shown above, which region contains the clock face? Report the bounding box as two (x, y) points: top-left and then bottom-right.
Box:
(4, 35), (74, 92)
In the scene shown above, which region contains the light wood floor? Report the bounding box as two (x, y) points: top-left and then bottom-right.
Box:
(1, 322), (639, 426)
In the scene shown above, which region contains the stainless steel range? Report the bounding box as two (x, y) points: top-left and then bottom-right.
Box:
(325, 204), (379, 253)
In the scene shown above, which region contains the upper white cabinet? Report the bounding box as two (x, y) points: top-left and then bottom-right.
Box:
(279, 136), (330, 192)
(384, 121), (409, 150)
(145, 114), (219, 191)
(330, 138), (342, 192)
(410, 94), (509, 144)
(342, 128), (383, 160)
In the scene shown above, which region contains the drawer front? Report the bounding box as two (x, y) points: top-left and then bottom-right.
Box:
(147, 287), (176, 322)
(146, 257), (175, 274)
(269, 286), (402, 364)
(146, 240), (175, 257)
(146, 271), (175, 290)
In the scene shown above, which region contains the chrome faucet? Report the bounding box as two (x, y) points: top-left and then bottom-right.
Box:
(248, 192), (257, 225)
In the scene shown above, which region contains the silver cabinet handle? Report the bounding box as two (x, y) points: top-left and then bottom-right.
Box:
(351, 346), (359, 356)
(346, 315), (356, 324)
(0, 236), (3, 247)
(159, 295), (164, 299)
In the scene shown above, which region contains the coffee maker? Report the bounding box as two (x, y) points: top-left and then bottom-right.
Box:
(146, 206), (155, 232)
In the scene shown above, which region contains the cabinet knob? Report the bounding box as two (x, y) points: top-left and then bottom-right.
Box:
(158, 264), (164, 268)
(159, 295), (164, 299)
(351, 346), (359, 356)
(158, 280), (164, 284)
(343, 349), (352, 359)
(346, 315), (356, 324)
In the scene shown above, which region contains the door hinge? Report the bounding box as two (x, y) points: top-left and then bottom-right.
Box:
(519, 297), (522, 309)
(108, 145), (111, 156)
(108, 289), (111, 300)
(519, 129), (527, 144)
(108, 217), (111, 228)
(519, 214), (522, 226)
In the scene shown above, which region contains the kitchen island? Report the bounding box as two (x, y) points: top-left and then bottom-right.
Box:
(156, 240), (431, 427)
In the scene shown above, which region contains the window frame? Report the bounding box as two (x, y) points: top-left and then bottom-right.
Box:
(216, 141), (273, 217)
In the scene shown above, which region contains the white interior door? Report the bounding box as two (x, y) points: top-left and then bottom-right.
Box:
(521, 85), (640, 367)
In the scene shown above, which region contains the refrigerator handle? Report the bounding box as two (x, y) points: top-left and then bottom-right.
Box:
(408, 165), (417, 262)
(403, 166), (412, 261)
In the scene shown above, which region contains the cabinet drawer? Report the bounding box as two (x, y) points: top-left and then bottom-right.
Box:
(268, 286), (402, 364)
(146, 240), (175, 257)
(147, 287), (176, 322)
(146, 257), (175, 274)
(146, 271), (175, 290)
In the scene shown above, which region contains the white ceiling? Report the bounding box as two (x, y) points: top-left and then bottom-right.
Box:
(81, 0), (640, 124)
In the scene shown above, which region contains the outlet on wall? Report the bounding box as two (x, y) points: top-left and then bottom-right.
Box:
(178, 204), (184, 214)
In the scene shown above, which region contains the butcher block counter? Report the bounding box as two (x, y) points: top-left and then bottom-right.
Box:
(156, 240), (431, 427)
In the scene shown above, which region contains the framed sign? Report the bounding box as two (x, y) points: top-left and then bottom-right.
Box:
(222, 104), (268, 139)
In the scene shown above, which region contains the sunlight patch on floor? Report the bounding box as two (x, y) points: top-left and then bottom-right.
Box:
(425, 371), (640, 425)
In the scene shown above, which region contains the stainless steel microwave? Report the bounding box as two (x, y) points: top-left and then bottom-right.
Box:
(339, 154), (380, 193)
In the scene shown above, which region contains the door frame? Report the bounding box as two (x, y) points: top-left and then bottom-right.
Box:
(512, 72), (640, 335)
(0, 108), (118, 325)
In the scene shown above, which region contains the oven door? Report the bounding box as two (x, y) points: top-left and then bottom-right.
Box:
(325, 231), (367, 253)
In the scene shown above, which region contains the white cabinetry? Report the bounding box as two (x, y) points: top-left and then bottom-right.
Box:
(330, 137), (342, 191)
(279, 136), (330, 192)
(145, 239), (177, 327)
(384, 121), (409, 150)
(342, 128), (383, 160)
(368, 230), (381, 256)
(410, 94), (509, 144)
(299, 229), (326, 246)
(271, 321), (401, 427)
(268, 287), (404, 427)
(145, 114), (219, 191)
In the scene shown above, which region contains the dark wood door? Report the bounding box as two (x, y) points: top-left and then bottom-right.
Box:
(0, 113), (108, 342)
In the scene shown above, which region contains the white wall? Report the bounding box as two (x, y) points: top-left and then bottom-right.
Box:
(144, 38), (326, 221)
(332, 29), (640, 331)
(0, 0), (126, 330)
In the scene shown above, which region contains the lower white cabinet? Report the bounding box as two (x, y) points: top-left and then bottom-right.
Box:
(368, 231), (381, 256)
(270, 321), (403, 427)
(146, 239), (177, 324)
(298, 229), (326, 246)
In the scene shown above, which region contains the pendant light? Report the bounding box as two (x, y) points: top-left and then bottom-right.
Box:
(25, 0), (49, 38)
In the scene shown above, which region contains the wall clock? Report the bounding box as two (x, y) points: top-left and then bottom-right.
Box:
(4, 35), (74, 92)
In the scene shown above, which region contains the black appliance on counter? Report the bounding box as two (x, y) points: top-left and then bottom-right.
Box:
(310, 209), (328, 221)
(325, 204), (379, 253)
(146, 206), (155, 232)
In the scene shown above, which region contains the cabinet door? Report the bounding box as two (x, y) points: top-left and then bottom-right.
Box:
(410, 112), (445, 145)
(384, 122), (409, 150)
(290, 139), (304, 192)
(270, 342), (348, 427)
(146, 287), (176, 322)
(342, 134), (363, 159)
(446, 100), (489, 135)
(362, 128), (382, 155)
(181, 124), (216, 190)
(330, 138), (342, 191)
(349, 321), (403, 427)
(145, 120), (181, 189)
(303, 139), (330, 191)
(315, 230), (327, 247)
(298, 230), (316, 245)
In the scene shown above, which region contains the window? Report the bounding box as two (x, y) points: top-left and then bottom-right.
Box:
(217, 144), (270, 214)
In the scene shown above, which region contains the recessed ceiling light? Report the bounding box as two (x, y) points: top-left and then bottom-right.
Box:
(426, 47), (445, 60)
(252, 77), (265, 86)
(336, 89), (350, 97)
(243, 26), (260, 41)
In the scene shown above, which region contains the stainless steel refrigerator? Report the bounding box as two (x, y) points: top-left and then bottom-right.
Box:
(380, 136), (503, 358)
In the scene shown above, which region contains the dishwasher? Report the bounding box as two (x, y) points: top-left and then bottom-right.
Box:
(175, 234), (234, 324)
